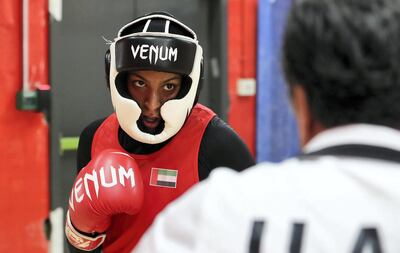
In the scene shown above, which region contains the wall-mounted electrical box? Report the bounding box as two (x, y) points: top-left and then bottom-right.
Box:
(237, 78), (256, 96)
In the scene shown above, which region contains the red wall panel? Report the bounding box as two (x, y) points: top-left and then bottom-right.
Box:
(0, 0), (49, 252)
(227, 0), (257, 156)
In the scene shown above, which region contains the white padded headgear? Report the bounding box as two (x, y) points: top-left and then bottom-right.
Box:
(109, 13), (203, 144)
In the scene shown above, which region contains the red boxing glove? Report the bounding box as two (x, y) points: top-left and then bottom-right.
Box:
(65, 149), (144, 251)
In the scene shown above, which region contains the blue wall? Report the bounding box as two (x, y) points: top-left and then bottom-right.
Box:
(256, 0), (300, 162)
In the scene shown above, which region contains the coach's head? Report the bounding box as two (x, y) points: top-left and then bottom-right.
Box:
(282, 0), (400, 146)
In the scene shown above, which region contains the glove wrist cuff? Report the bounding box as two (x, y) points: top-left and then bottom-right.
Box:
(65, 211), (106, 251)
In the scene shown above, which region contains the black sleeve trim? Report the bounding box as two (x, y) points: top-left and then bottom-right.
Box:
(198, 116), (255, 180)
(76, 118), (106, 173)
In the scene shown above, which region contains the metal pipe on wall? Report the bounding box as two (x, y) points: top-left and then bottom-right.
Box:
(22, 0), (29, 92)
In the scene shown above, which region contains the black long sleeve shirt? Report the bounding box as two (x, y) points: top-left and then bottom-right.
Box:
(76, 115), (255, 178)
(69, 114), (255, 253)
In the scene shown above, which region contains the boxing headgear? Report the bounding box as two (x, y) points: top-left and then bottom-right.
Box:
(108, 13), (203, 144)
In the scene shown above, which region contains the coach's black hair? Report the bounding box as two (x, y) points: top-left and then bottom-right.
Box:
(282, 0), (400, 129)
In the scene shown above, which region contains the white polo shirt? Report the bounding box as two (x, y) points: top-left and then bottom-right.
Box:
(133, 124), (400, 253)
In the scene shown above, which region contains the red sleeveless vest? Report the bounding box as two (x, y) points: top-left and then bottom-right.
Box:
(91, 104), (215, 253)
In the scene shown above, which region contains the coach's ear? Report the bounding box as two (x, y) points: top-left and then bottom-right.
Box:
(291, 84), (323, 148)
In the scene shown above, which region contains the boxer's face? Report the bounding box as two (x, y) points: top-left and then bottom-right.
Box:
(127, 70), (182, 134)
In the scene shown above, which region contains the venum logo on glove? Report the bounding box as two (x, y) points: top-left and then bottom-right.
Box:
(69, 165), (136, 211)
(65, 150), (143, 251)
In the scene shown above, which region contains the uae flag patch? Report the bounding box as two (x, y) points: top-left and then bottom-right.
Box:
(150, 168), (178, 188)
